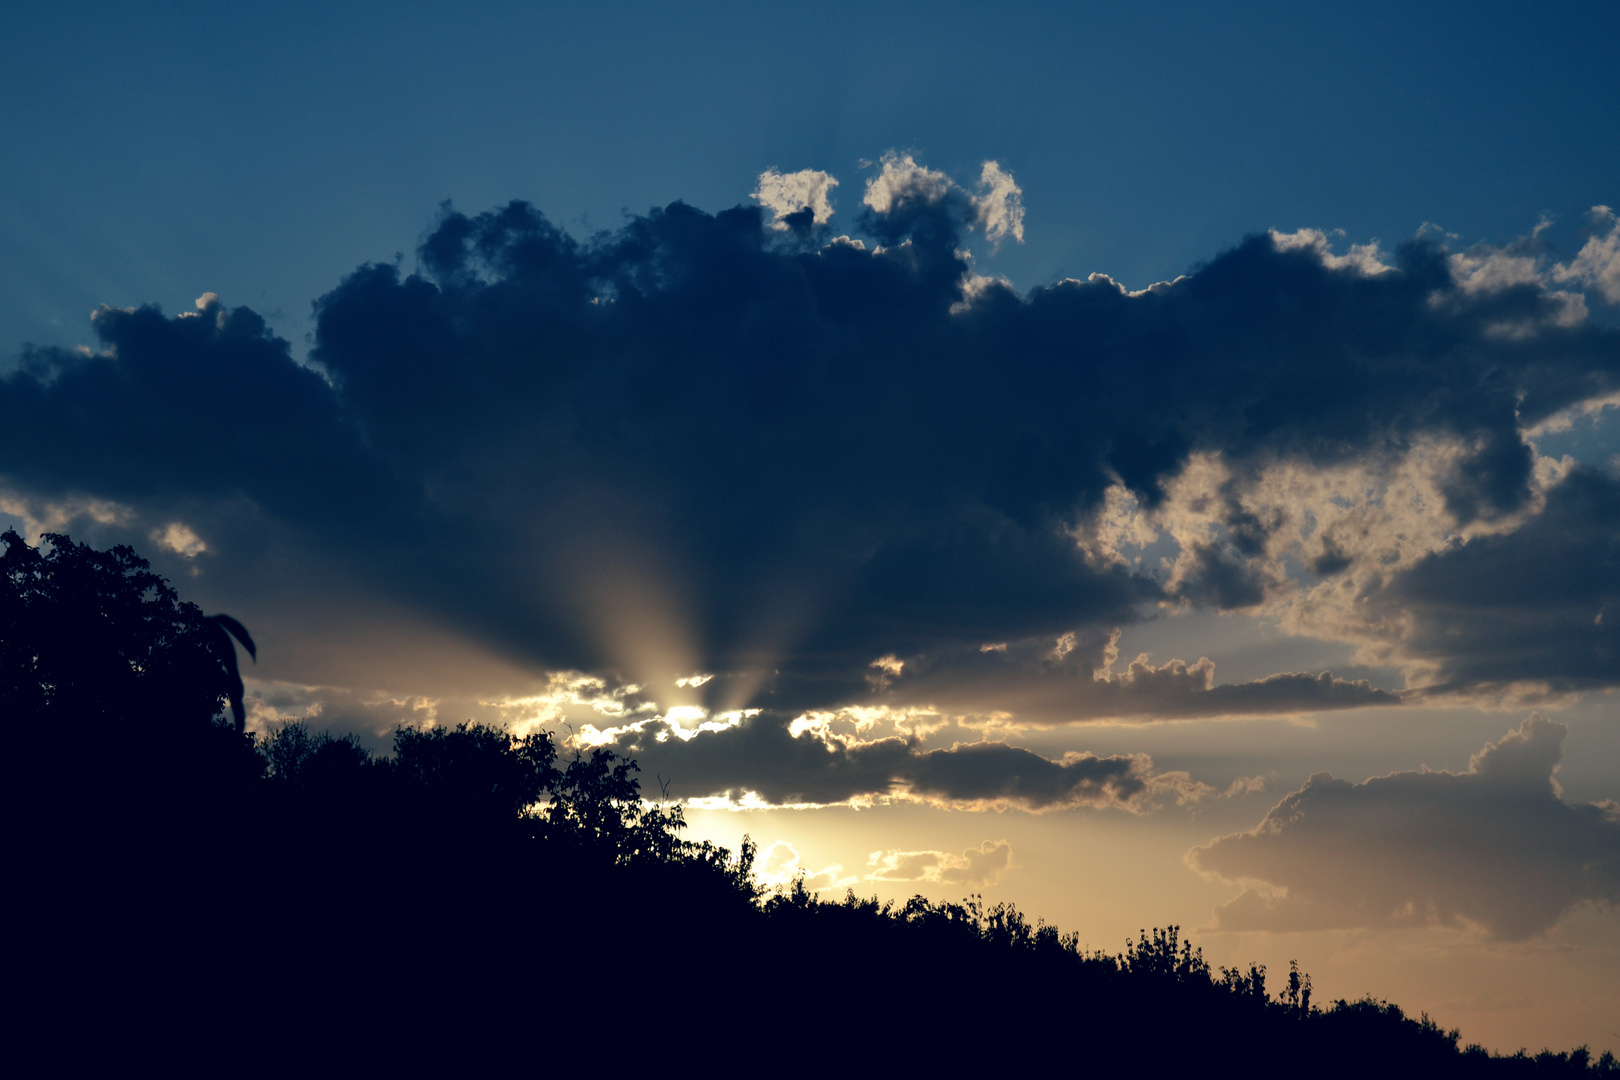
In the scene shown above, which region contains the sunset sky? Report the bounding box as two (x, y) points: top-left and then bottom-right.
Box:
(3, 1), (1617, 1055)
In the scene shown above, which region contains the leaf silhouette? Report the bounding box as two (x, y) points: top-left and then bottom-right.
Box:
(205, 613), (256, 732)
(208, 613), (256, 661)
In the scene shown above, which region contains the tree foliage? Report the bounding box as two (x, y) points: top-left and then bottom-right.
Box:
(1, 529), (250, 733)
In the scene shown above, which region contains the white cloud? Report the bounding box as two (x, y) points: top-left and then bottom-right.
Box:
(862, 151), (954, 214)
(0, 489), (134, 540)
(760, 840), (799, 878)
(1521, 390), (1620, 437)
(973, 161), (1024, 246)
(1270, 228), (1391, 276)
(1451, 243), (1545, 294)
(153, 521), (206, 558)
(867, 839), (1013, 888)
(1436, 214), (1611, 328)
(572, 704), (752, 748)
(861, 153), (1026, 248)
(752, 168), (839, 229)
(949, 272), (1015, 314)
(756, 840), (856, 892)
(1082, 439), (1576, 693)
(1551, 206), (1620, 304)
(481, 671), (650, 737)
(867, 653), (904, 691)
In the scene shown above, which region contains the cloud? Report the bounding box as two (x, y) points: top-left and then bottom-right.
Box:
(2, 164), (1618, 727)
(573, 708), (1223, 811)
(861, 152), (955, 216)
(972, 162), (1024, 246)
(902, 743), (1157, 809)
(758, 837), (1019, 893)
(751, 168), (838, 230)
(152, 521), (206, 558)
(1190, 716), (1620, 940)
(760, 840), (800, 877)
(1380, 466), (1620, 697)
(241, 668), (650, 751)
(0, 491), (133, 539)
(1074, 433), (1620, 703)
(1269, 228), (1392, 276)
(867, 840), (1013, 888)
(860, 151), (1024, 250)
(864, 629), (1400, 723)
(756, 840), (854, 893)
(244, 682), (444, 750)
(1551, 206), (1620, 305)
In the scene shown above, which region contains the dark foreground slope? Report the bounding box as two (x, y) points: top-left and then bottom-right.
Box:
(5, 530), (1614, 1074)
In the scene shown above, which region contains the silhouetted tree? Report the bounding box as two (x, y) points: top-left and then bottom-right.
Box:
(2, 528), (260, 830)
(394, 720), (558, 825)
(2, 529), (254, 735)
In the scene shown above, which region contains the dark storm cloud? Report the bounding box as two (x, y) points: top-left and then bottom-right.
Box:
(1190, 717), (1620, 940)
(0, 301), (384, 518)
(2, 163), (1617, 715)
(582, 709), (1178, 810)
(591, 710), (910, 806)
(901, 740), (1152, 809)
(1386, 465), (1620, 696)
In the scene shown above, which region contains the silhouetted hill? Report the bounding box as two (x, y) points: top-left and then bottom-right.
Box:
(5, 529), (1613, 1074)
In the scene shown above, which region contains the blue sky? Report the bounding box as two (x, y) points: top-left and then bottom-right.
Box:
(3, 0), (1618, 1056)
(5, 1), (1616, 359)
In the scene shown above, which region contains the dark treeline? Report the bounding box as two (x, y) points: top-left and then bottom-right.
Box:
(4, 529), (1613, 1074)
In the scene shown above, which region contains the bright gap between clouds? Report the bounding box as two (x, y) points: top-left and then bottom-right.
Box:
(573, 705), (760, 748)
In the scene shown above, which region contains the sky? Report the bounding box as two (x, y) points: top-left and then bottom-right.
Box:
(3, 0), (1618, 1055)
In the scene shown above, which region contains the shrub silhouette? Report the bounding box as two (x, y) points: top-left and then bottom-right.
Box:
(260, 721), (378, 789)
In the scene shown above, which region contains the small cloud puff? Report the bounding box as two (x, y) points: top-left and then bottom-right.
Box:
(757, 840), (855, 893)
(867, 839), (1013, 888)
(752, 168), (839, 229)
(153, 522), (206, 558)
(973, 161), (1024, 246)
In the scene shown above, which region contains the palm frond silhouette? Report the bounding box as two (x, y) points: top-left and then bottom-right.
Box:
(204, 613), (256, 732)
